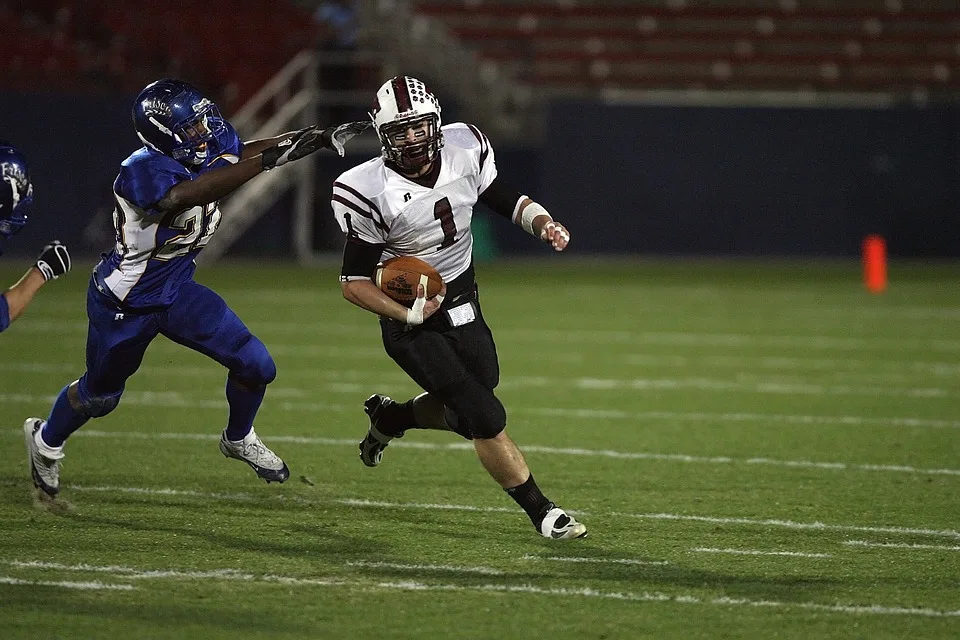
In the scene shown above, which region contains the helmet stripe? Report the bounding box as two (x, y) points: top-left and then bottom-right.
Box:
(392, 76), (412, 113)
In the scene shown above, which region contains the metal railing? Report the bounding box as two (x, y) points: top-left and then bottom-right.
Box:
(202, 1), (537, 264)
(357, 0), (538, 142)
(202, 51), (380, 265)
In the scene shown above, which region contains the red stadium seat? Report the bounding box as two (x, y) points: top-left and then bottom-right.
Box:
(0, 0), (320, 105)
(412, 1), (960, 95)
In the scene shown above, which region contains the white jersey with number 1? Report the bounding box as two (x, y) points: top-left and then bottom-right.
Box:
(331, 122), (496, 283)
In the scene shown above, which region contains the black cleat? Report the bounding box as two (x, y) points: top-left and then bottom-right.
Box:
(359, 394), (402, 467)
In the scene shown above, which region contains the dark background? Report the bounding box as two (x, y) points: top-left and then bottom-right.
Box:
(3, 90), (958, 259)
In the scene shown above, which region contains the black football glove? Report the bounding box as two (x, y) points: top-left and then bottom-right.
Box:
(35, 240), (71, 281)
(322, 120), (372, 157)
(261, 126), (326, 170)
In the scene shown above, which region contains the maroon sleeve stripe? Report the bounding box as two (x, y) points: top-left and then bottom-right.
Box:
(333, 195), (388, 234)
(333, 181), (388, 231)
(466, 124), (490, 170)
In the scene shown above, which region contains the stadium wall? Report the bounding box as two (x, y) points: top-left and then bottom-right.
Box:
(540, 101), (960, 258)
(3, 91), (958, 258)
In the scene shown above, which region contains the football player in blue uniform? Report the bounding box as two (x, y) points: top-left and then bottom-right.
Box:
(1, 144), (72, 333)
(24, 79), (368, 498)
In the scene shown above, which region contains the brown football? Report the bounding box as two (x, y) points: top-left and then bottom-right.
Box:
(376, 256), (444, 305)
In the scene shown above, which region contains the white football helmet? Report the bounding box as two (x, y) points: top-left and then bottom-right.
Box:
(369, 76), (443, 173)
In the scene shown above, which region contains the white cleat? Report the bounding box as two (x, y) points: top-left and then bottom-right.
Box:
(23, 418), (64, 498)
(219, 427), (290, 484)
(539, 506), (588, 539)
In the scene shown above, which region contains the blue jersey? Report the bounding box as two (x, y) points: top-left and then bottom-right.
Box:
(94, 123), (242, 308)
(0, 293), (9, 332)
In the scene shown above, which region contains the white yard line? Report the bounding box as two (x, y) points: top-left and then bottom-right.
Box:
(4, 560), (343, 585)
(519, 408), (960, 430)
(521, 555), (669, 566)
(8, 560), (254, 581)
(843, 540), (960, 552)
(5, 427), (955, 478)
(614, 512), (960, 540)
(11, 355), (960, 378)
(337, 497), (516, 513)
(494, 329), (960, 354)
(3, 362), (954, 398)
(1, 559), (956, 618)
(690, 548), (833, 558)
(572, 377), (953, 398)
(4, 388), (960, 430)
(624, 353), (960, 377)
(0, 576), (135, 590)
(64, 485), (960, 541)
(17, 317), (960, 353)
(346, 561), (503, 576)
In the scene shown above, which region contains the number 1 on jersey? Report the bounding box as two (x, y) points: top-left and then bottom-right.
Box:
(433, 197), (457, 250)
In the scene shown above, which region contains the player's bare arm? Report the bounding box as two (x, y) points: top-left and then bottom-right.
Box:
(338, 235), (445, 325)
(157, 154), (263, 213)
(1, 239), (71, 332)
(0, 147), (72, 333)
(3, 267), (44, 325)
(341, 278), (445, 325)
(157, 127), (333, 214)
(478, 178), (570, 251)
(156, 152), (266, 213)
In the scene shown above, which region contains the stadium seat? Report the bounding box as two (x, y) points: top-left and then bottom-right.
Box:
(1, 0), (320, 107)
(413, 1), (960, 96)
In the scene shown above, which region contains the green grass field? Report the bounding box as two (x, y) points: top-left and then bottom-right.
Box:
(0, 259), (958, 639)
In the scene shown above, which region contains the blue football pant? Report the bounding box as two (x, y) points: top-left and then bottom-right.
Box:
(77, 278), (276, 412)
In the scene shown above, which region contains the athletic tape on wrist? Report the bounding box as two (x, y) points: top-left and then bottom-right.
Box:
(519, 202), (551, 236)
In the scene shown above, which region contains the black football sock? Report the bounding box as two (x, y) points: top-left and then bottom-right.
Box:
(378, 398), (417, 437)
(505, 474), (553, 526)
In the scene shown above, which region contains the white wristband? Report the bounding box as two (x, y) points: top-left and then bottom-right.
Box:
(519, 202), (551, 236)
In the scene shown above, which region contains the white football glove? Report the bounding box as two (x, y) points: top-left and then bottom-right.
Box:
(326, 120), (372, 157)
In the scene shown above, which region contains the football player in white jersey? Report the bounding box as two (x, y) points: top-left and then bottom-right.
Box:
(332, 76), (585, 540)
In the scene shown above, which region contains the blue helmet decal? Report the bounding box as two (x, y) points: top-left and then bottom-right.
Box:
(0, 143), (33, 251)
(132, 79), (226, 167)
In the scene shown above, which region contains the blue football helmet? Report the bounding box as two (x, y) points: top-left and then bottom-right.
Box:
(0, 143), (33, 254)
(132, 79), (227, 166)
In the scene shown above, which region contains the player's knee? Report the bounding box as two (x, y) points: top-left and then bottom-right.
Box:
(469, 397), (506, 439)
(441, 381), (506, 440)
(73, 379), (122, 418)
(77, 391), (122, 417)
(233, 336), (276, 386)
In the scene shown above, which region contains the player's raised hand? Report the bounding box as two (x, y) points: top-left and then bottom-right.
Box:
(261, 126), (326, 170)
(35, 240), (71, 281)
(322, 121), (372, 157)
(406, 279), (446, 326)
(541, 220), (571, 252)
